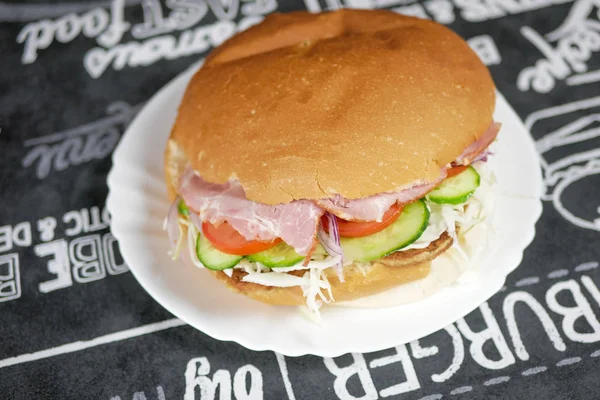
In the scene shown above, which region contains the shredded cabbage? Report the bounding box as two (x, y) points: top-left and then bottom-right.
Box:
(406, 161), (494, 258)
(242, 272), (311, 287)
(239, 257), (337, 315)
(275, 254), (342, 272)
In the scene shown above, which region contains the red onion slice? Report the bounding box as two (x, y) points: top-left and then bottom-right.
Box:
(472, 149), (493, 163)
(317, 213), (344, 282)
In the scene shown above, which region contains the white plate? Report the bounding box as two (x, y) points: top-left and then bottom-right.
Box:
(107, 62), (543, 357)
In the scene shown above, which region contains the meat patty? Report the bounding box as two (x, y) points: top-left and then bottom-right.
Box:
(378, 230), (454, 267)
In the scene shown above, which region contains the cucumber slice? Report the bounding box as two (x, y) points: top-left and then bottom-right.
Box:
(248, 242), (305, 268)
(248, 244), (328, 268)
(428, 166), (480, 205)
(178, 199), (190, 216)
(196, 234), (242, 270)
(341, 199), (430, 262)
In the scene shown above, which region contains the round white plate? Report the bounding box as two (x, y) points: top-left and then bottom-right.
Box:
(107, 62), (543, 357)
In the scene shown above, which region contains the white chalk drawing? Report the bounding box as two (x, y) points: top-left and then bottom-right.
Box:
(323, 353), (379, 399)
(556, 356), (582, 366)
(110, 386), (166, 400)
(467, 35), (502, 66)
(430, 325), (465, 383)
(518, 0), (600, 93)
(0, 222), (32, 253)
(34, 232), (129, 293)
(35, 239), (73, 293)
(521, 366), (548, 376)
(303, 0), (572, 22)
(0, 318), (185, 369)
(103, 232), (129, 275)
(546, 279), (600, 342)
(0, 207), (125, 299)
(502, 291), (567, 361)
(393, 2), (432, 18)
(21, 101), (141, 179)
(450, 386), (473, 394)
(581, 274), (600, 305)
(314, 274), (600, 397)
(525, 95), (600, 232)
(0, 253), (21, 303)
(0, 268), (598, 397)
(184, 357), (263, 400)
(423, 0), (456, 23)
(13, 0), (511, 76)
(0, 0), (143, 23)
(69, 234), (107, 283)
(62, 206), (111, 237)
(483, 376), (510, 385)
(37, 217), (58, 242)
(15, 0), (277, 78)
(368, 345), (420, 397)
(456, 302), (516, 370)
(408, 325), (465, 383)
(275, 353), (297, 400)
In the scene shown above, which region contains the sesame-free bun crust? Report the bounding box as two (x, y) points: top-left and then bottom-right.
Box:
(169, 9), (496, 205)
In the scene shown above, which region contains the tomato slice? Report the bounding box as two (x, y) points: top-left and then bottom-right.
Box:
(323, 203), (404, 238)
(446, 165), (468, 178)
(202, 222), (281, 255)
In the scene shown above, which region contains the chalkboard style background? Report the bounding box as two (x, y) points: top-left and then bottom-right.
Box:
(1, 0), (600, 399)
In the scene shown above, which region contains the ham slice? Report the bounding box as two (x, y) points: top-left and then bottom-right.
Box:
(455, 122), (501, 165)
(316, 178), (445, 222)
(178, 122), (500, 249)
(318, 122), (501, 222)
(179, 167), (323, 255)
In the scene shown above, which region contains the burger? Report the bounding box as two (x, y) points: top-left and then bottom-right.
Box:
(163, 9), (499, 315)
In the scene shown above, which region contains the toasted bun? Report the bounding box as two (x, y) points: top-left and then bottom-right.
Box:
(169, 9), (495, 205)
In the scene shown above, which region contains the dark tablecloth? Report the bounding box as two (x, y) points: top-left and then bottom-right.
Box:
(1, 0), (600, 399)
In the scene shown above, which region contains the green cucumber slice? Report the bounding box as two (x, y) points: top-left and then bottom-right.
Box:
(428, 166), (480, 205)
(247, 242), (305, 268)
(196, 234), (242, 270)
(340, 199), (430, 262)
(248, 244), (328, 268)
(178, 199), (190, 216)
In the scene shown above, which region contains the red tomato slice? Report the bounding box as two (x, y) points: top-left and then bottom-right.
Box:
(202, 222), (281, 255)
(446, 165), (468, 178)
(323, 203), (404, 238)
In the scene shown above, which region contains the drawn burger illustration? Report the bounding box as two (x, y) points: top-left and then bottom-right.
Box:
(163, 9), (500, 314)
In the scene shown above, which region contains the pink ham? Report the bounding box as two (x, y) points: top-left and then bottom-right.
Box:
(178, 122), (500, 249)
(318, 122), (501, 222)
(455, 122), (501, 164)
(179, 167), (323, 255)
(317, 177), (445, 222)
